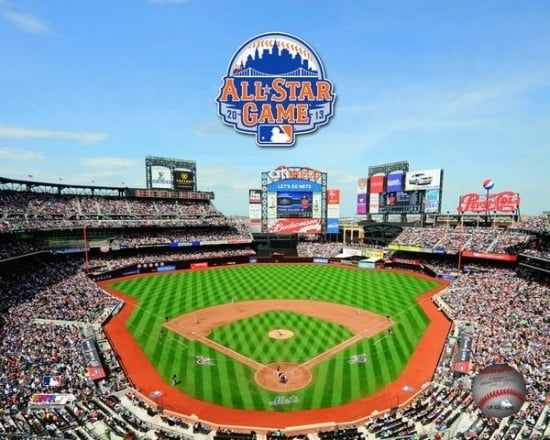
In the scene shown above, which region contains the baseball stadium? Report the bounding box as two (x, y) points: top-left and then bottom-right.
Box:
(0, 166), (549, 440)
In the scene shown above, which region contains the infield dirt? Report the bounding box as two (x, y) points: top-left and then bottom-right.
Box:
(164, 299), (392, 391)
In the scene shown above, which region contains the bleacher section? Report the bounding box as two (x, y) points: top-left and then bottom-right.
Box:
(1, 188), (549, 439)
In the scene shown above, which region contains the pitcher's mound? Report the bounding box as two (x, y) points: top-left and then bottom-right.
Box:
(255, 362), (312, 392)
(268, 328), (294, 340)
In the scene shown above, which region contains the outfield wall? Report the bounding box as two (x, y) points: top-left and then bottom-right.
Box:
(90, 254), (442, 283)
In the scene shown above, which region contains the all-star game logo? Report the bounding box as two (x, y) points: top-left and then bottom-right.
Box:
(216, 32), (336, 147)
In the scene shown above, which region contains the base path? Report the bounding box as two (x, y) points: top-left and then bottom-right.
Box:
(165, 299), (391, 391)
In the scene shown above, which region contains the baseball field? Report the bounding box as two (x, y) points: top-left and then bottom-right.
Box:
(102, 263), (449, 426)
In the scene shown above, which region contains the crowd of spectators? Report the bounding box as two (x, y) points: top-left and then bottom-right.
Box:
(514, 215), (550, 233)
(0, 191), (218, 218)
(1, 188), (550, 438)
(519, 236), (550, 261)
(87, 247), (256, 274)
(391, 227), (448, 248)
(391, 226), (533, 254)
(0, 190), (231, 232)
(2, 245), (548, 438)
(109, 225), (252, 249)
(438, 266), (549, 403)
(296, 241), (343, 258)
(0, 236), (38, 260)
(0, 257), (123, 433)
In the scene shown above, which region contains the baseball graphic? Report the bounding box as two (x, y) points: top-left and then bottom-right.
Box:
(471, 364), (526, 418)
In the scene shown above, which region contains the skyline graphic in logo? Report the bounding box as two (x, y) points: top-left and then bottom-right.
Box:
(217, 32), (336, 147)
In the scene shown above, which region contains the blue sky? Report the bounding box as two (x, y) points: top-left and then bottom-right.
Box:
(0, 0), (549, 216)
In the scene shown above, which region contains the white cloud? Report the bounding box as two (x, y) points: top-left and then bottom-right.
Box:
(80, 157), (139, 169)
(3, 10), (51, 34)
(0, 147), (44, 161)
(0, 124), (107, 143)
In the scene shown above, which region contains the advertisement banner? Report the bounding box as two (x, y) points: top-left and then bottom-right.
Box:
(357, 194), (368, 215)
(29, 393), (76, 408)
(405, 168), (442, 191)
(461, 251), (518, 262)
(81, 337), (105, 381)
(424, 188), (441, 214)
(249, 189), (262, 203)
(341, 247), (362, 256)
(453, 332), (473, 374)
(370, 175), (385, 194)
(386, 171), (405, 192)
(249, 203), (262, 220)
(326, 219), (339, 234)
(327, 188), (340, 231)
(157, 265), (176, 272)
(266, 179), (323, 192)
(268, 218), (322, 234)
(173, 168), (195, 190)
(369, 193), (380, 214)
(266, 166), (323, 184)
(190, 262), (209, 269)
(150, 165), (172, 189)
(357, 178), (368, 194)
(312, 192), (322, 218)
(387, 244), (423, 252)
(327, 204), (340, 218)
(392, 257), (421, 265)
(438, 274), (458, 281)
(327, 189), (340, 204)
(267, 192), (277, 219)
(87, 366), (106, 381)
(457, 191), (520, 214)
(362, 250), (385, 260)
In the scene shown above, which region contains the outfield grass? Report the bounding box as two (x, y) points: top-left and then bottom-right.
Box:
(107, 264), (442, 411)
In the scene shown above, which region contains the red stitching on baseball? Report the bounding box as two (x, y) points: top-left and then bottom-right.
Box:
(479, 366), (513, 375)
(477, 388), (525, 410)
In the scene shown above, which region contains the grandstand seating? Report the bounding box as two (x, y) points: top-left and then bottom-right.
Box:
(1, 188), (549, 439)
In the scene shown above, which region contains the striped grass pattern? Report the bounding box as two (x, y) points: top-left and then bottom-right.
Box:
(108, 264), (441, 411)
(209, 311), (353, 364)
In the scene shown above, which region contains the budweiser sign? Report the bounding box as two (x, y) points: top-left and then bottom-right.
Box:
(457, 191), (520, 214)
(268, 218), (321, 233)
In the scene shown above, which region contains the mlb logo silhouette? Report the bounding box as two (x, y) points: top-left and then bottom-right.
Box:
(258, 125), (293, 145)
(43, 375), (62, 387)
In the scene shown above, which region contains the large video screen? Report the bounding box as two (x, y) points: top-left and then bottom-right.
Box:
(173, 168), (195, 190)
(276, 191), (313, 218)
(404, 168), (442, 191)
(145, 156), (197, 191)
(150, 165), (172, 189)
(381, 190), (422, 214)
